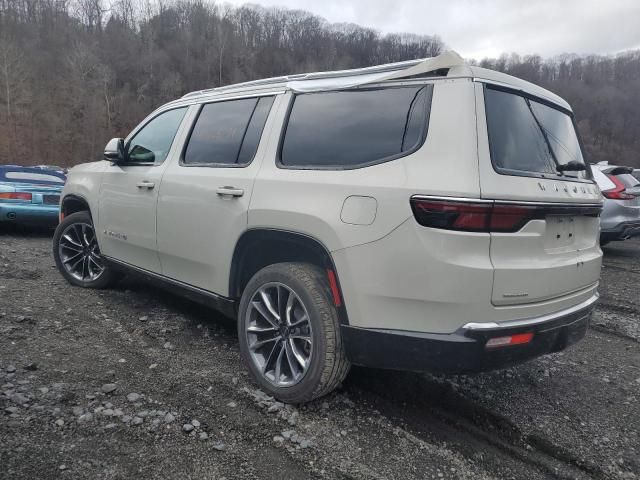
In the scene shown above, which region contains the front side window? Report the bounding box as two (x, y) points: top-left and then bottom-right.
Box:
(484, 86), (588, 179)
(280, 86), (432, 169)
(183, 96), (274, 166)
(127, 107), (188, 164)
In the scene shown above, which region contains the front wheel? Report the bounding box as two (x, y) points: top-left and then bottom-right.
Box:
(238, 263), (350, 403)
(52, 211), (120, 289)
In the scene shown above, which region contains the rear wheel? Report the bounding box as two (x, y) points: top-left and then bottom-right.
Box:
(52, 211), (119, 289)
(238, 263), (350, 403)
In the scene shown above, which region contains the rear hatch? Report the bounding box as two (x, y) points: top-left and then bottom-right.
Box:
(606, 169), (640, 206)
(478, 83), (602, 306)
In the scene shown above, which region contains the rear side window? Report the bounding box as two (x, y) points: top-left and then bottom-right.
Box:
(280, 86), (432, 169)
(484, 86), (588, 180)
(183, 96), (274, 166)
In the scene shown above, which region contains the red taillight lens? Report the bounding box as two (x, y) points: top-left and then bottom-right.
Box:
(602, 174), (634, 200)
(485, 332), (534, 349)
(490, 204), (539, 232)
(0, 192), (32, 201)
(410, 198), (541, 233)
(410, 199), (492, 232)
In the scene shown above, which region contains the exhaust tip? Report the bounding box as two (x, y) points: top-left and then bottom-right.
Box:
(6, 212), (16, 220)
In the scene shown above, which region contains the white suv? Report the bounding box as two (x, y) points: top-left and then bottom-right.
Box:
(53, 52), (603, 403)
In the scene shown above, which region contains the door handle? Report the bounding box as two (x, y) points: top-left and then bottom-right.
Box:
(216, 186), (244, 197)
(136, 181), (155, 189)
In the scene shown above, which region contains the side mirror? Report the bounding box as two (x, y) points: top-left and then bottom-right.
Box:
(103, 138), (126, 164)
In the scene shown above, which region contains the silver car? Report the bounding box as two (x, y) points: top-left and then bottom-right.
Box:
(592, 164), (640, 245)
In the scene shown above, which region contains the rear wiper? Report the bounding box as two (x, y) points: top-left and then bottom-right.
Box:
(525, 98), (561, 173)
(556, 161), (586, 173)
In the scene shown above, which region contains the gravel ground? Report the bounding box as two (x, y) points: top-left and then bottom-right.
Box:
(0, 227), (638, 480)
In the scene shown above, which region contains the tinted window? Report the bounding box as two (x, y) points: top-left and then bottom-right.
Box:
(485, 86), (587, 179)
(237, 97), (275, 164)
(281, 86), (431, 168)
(184, 96), (274, 166)
(128, 107), (187, 164)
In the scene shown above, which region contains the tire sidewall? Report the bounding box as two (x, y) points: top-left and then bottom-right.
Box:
(238, 264), (333, 403)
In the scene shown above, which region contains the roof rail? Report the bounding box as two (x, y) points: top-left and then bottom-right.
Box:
(182, 51), (465, 98)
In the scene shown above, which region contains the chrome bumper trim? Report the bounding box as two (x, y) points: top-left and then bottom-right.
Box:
(462, 293), (599, 331)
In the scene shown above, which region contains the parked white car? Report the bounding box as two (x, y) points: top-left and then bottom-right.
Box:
(53, 52), (603, 402)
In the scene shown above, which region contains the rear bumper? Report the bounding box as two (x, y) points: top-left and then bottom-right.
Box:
(0, 203), (60, 226)
(342, 294), (597, 373)
(600, 221), (640, 241)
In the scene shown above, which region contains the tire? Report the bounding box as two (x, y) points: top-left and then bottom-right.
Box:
(238, 262), (350, 403)
(52, 211), (120, 289)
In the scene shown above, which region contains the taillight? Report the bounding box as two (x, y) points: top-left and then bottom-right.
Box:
(0, 192), (32, 201)
(485, 332), (534, 349)
(410, 198), (541, 233)
(602, 174), (634, 200)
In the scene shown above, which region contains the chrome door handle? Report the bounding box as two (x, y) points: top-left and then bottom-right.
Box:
(136, 181), (155, 189)
(216, 186), (244, 197)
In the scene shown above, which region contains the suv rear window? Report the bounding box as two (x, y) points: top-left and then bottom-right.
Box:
(280, 86), (432, 169)
(484, 86), (588, 180)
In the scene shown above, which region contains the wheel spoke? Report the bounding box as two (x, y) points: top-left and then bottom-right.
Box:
(274, 345), (285, 383)
(62, 234), (82, 248)
(277, 285), (289, 323)
(247, 324), (277, 333)
(73, 224), (85, 246)
(289, 313), (309, 328)
(88, 255), (102, 272)
(284, 339), (301, 378)
(82, 256), (89, 280)
(262, 339), (282, 374)
(260, 289), (280, 322)
(288, 338), (307, 369)
(252, 301), (280, 329)
(81, 224), (91, 247)
(290, 334), (311, 343)
(285, 291), (295, 326)
(68, 255), (84, 273)
(63, 251), (83, 264)
(249, 335), (281, 351)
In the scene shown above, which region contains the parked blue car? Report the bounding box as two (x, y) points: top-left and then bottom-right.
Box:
(0, 165), (66, 227)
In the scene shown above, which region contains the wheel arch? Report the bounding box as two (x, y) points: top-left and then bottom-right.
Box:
(60, 194), (93, 220)
(229, 229), (350, 325)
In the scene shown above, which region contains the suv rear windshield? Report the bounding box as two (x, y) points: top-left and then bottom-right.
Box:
(484, 85), (588, 180)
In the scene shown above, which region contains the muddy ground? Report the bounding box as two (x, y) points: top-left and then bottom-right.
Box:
(0, 227), (638, 480)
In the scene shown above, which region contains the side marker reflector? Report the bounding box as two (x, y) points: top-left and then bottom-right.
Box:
(485, 332), (534, 349)
(326, 269), (342, 307)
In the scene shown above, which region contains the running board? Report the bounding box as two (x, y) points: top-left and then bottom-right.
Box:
(102, 255), (237, 319)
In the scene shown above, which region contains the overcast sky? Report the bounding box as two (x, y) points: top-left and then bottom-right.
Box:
(223, 0), (640, 59)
